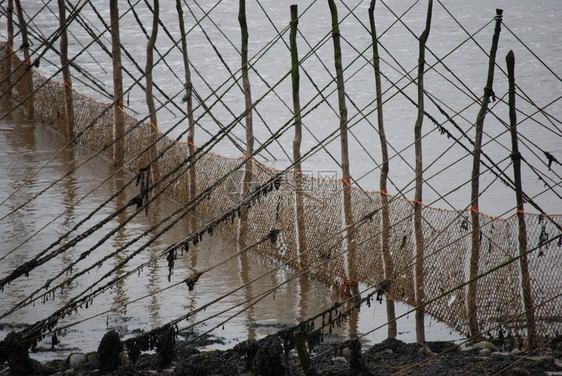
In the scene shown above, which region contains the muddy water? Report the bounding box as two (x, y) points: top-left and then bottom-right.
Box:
(0, 100), (462, 360)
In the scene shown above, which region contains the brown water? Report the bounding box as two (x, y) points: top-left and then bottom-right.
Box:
(0, 99), (462, 360)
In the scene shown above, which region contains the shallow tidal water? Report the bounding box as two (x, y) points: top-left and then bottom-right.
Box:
(1, 0), (561, 362)
(0, 100), (462, 360)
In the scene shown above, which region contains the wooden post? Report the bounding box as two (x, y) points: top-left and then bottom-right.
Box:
(413, 0), (432, 344)
(293, 330), (317, 376)
(327, 0), (359, 301)
(145, 0), (160, 183)
(467, 9), (502, 341)
(13, 0), (34, 119)
(1, 0), (14, 94)
(290, 5), (307, 268)
(58, 0), (74, 140)
(506, 50), (537, 349)
(368, 0), (397, 339)
(176, 0), (197, 204)
(238, 0), (254, 248)
(110, 0), (125, 167)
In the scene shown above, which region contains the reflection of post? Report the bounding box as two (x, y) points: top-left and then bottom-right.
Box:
(297, 274), (310, 321)
(327, 0), (359, 302)
(368, 0), (397, 339)
(506, 50), (536, 349)
(289, 5), (307, 268)
(467, 9), (502, 341)
(13, 0), (34, 119)
(239, 252), (255, 340)
(111, 173), (130, 316)
(57, 0), (74, 140)
(237, 0), (254, 249)
(110, 0), (125, 167)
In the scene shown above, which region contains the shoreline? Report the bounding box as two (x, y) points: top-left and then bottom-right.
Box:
(2, 328), (561, 376)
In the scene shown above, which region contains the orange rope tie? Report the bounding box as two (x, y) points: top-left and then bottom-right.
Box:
(148, 121), (157, 129)
(23, 59), (31, 65)
(243, 153), (251, 160)
(517, 208), (524, 214)
(380, 189), (388, 194)
(293, 169), (302, 174)
(470, 206), (479, 213)
(412, 199), (422, 205)
(341, 177), (351, 185)
(187, 140), (194, 145)
(115, 100), (124, 108)
(63, 82), (72, 88)
(339, 278), (359, 300)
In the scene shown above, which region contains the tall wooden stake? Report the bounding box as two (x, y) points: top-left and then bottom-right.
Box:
(369, 0), (397, 339)
(110, 0), (125, 167)
(238, 0), (254, 248)
(176, 0), (197, 205)
(290, 5), (307, 268)
(13, 0), (34, 119)
(506, 50), (537, 349)
(327, 0), (359, 301)
(467, 9), (502, 341)
(145, 0), (160, 183)
(413, 0), (432, 344)
(58, 0), (74, 140)
(1, 0), (14, 94)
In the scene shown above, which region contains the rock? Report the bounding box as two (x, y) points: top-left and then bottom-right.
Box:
(98, 330), (123, 371)
(417, 345), (435, 356)
(511, 347), (523, 356)
(68, 353), (87, 367)
(119, 350), (130, 366)
(509, 367), (531, 376)
(332, 356), (347, 364)
(479, 348), (492, 357)
(1, 331), (37, 376)
(476, 341), (498, 352)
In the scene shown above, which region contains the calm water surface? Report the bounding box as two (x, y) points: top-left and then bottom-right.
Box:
(1, 0), (561, 360)
(0, 101), (461, 360)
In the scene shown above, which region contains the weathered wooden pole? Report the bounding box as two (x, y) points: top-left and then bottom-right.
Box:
(467, 9), (502, 341)
(110, 0), (125, 167)
(145, 0), (160, 183)
(1, 0), (14, 94)
(290, 4), (308, 268)
(293, 330), (317, 376)
(506, 50), (537, 349)
(57, 0), (74, 140)
(176, 0), (197, 204)
(368, 0), (397, 339)
(238, 0), (254, 248)
(327, 0), (360, 301)
(413, 0), (432, 344)
(13, 0), (34, 118)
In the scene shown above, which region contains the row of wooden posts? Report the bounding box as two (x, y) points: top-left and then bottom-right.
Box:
(2, 0), (547, 347)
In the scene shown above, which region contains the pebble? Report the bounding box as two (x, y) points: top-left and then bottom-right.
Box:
(332, 356), (347, 364)
(476, 341), (498, 352)
(511, 348), (523, 356)
(479, 348), (492, 357)
(68, 353), (87, 367)
(417, 345), (435, 356)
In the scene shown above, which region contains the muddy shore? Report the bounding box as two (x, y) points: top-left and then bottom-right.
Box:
(2, 328), (562, 376)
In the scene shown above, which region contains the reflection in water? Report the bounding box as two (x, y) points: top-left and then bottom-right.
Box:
(0, 101), (462, 361)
